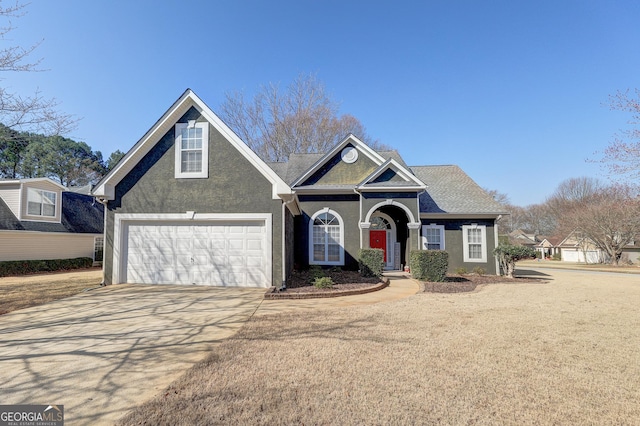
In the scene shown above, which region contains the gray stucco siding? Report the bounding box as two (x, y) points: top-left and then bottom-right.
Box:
(420, 218), (498, 275)
(361, 192), (420, 223)
(295, 198), (361, 270)
(302, 144), (379, 186)
(103, 108), (283, 286)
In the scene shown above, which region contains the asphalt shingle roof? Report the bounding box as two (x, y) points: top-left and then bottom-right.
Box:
(411, 165), (508, 214)
(266, 150), (505, 216)
(0, 192), (103, 233)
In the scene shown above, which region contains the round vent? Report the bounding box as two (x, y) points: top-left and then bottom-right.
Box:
(341, 147), (358, 164)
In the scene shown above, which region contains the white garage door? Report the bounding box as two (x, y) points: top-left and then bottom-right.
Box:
(125, 221), (268, 287)
(562, 249), (601, 263)
(562, 249), (580, 262)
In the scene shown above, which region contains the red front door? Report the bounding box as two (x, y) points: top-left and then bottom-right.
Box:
(370, 230), (387, 262)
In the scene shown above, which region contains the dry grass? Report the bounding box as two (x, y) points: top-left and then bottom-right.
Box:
(0, 268), (103, 315)
(119, 272), (640, 425)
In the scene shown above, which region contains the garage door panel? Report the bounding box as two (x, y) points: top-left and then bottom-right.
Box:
(176, 255), (192, 268)
(246, 256), (263, 267)
(158, 269), (178, 283)
(127, 252), (144, 266)
(128, 267), (155, 284)
(246, 269), (265, 284)
(246, 239), (263, 250)
(228, 239), (245, 251)
(124, 220), (268, 287)
(193, 238), (209, 250)
(210, 239), (226, 250)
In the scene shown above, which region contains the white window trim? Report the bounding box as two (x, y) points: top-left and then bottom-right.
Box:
(462, 224), (487, 263)
(422, 223), (445, 250)
(26, 188), (58, 218)
(174, 121), (209, 178)
(93, 236), (104, 262)
(309, 208), (345, 266)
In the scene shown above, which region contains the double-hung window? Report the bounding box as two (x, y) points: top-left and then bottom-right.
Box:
(175, 121), (209, 178)
(422, 224), (445, 250)
(309, 209), (344, 265)
(462, 224), (487, 262)
(27, 188), (57, 217)
(94, 237), (104, 262)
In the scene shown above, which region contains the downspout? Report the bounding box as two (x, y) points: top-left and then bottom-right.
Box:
(354, 188), (362, 248)
(494, 215), (502, 275)
(97, 197), (108, 286)
(416, 188), (427, 250)
(281, 195), (296, 291)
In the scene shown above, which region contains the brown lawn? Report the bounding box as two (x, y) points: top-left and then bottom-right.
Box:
(0, 268), (103, 315)
(119, 271), (640, 425)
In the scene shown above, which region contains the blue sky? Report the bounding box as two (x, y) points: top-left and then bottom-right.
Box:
(7, 0), (640, 205)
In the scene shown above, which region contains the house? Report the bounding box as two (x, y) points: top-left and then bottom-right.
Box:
(0, 177), (104, 263)
(535, 236), (562, 259)
(508, 229), (539, 248)
(551, 231), (640, 264)
(92, 89), (507, 288)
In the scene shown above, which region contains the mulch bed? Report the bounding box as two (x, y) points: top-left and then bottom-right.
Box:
(265, 269), (383, 299)
(265, 270), (545, 299)
(423, 274), (545, 293)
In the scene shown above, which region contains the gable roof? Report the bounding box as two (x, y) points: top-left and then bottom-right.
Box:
(357, 158), (426, 191)
(269, 145), (425, 193)
(412, 165), (507, 216)
(0, 177), (67, 191)
(92, 89), (292, 200)
(0, 192), (103, 234)
(290, 134), (386, 187)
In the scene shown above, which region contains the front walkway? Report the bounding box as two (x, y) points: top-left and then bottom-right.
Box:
(255, 272), (420, 316)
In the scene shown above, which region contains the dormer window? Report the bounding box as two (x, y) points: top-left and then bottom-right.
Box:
(175, 121), (209, 178)
(27, 188), (56, 217)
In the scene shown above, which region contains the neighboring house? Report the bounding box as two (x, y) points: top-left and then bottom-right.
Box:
(552, 231), (640, 264)
(509, 229), (539, 248)
(0, 178), (104, 263)
(621, 243), (640, 265)
(535, 236), (562, 259)
(92, 89), (507, 288)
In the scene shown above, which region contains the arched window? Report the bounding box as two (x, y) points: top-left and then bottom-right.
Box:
(309, 209), (344, 265)
(370, 216), (391, 230)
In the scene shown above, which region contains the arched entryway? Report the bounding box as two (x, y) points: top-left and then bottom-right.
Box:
(364, 204), (414, 270)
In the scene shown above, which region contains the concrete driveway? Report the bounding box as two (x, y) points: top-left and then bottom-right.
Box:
(0, 283), (265, 425)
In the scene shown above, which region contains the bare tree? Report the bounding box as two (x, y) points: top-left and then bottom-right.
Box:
(593, 89), (640, 182)
(0, 1), (75, 135)
(484, 188), (510, 205)
(550, 179), (640, 265)
(220, 73), (385, 162)
(546, 176), (605, 221)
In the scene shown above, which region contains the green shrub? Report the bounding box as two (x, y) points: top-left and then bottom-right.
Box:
(358, 249), (384, 278)
(313, 276), (334, 288)
(455, 267), (468, 275)
(0, 257), (94, 277)
(493, 244), (536, 278)
(410, 250), (449, 282)
(473, 266), (486, 276)
(308, 265), (325, 282)
(551, 253), (561, 261)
